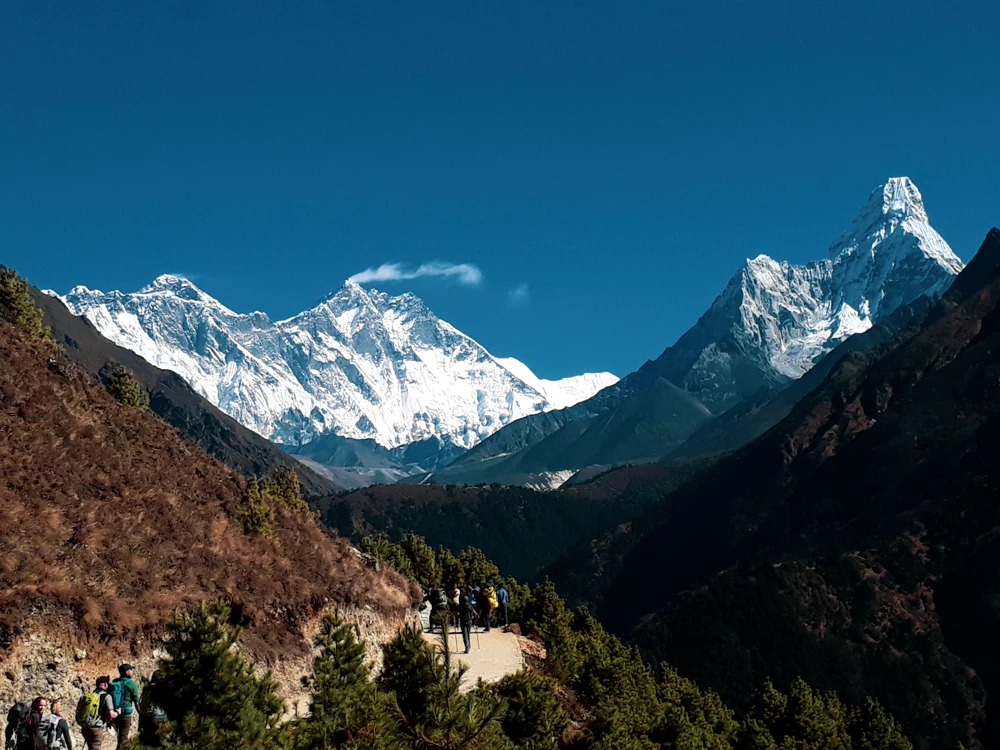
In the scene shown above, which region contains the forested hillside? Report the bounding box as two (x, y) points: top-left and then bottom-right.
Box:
(544, 229), (1000, 748)
(317, 462), (708, 579)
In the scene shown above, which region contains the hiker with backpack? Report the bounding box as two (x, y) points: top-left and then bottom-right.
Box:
(5, 700), (32, 750)
(28, 697), (72, 750)
(76, 677), (118, 750)
(482, 584), (498, 632)
(109, 665), (140, 750)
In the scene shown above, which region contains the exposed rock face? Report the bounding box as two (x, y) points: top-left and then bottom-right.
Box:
(0, 605), (416, 748)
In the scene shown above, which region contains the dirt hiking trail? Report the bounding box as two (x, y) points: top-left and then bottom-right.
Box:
(422, 626), (524, 690)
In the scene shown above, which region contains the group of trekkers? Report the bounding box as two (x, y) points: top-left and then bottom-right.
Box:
(4, 664), (163, 750)
(424, 583), (510, 654)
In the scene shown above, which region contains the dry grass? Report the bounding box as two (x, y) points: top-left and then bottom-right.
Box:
(0, 325), (419, 660)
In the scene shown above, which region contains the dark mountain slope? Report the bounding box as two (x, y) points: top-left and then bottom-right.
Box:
(665, 292), (939, 461)
(589, 229), (1000, 748)
(317, 461), (710, 579)
(28, 285), (340, 498)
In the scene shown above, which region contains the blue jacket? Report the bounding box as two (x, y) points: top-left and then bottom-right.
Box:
(497, 587), (509, 604)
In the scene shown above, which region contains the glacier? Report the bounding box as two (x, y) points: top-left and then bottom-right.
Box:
(52, 276), (617, 450)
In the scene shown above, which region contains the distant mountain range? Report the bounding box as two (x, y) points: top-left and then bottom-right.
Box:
(429, 177), (964, 485)
(52, 276), (617, 473)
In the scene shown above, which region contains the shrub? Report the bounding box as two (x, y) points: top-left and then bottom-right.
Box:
(105, 366), (150, 409)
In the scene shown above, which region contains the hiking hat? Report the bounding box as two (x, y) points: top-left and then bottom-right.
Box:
(119, 663), (135, 675)
(96, 676), (111, 687)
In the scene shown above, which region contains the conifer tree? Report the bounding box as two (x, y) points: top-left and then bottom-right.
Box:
(457, 547), (499, 587)
(235, 475), (274, 538)
(437, 547), (463, 587)
(488, 671), (566, 750)
(378, 625), (508, 749)
(105, 366), (150, 409)
(362, 532), (414, 578)
(847, 698), (913, 750)
(296, 615), (384, 750)
(151, 602), (288, 750)
(400, 533), (441, 587)
(262, 466), (309, 512)
(0, 267), (49, 340)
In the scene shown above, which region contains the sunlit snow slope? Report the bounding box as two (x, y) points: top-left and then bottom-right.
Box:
(54, 279), (617, 449)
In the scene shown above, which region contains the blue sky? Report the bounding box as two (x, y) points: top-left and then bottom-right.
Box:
(2, 2), (997, 379)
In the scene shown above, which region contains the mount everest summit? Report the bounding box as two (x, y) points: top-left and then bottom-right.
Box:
(54, 277), (617, 454)
(433, 177), (965, 484)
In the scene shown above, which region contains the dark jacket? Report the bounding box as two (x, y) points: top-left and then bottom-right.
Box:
(458, 593), (474, 624)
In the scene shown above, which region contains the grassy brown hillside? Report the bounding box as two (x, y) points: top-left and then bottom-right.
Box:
(0, 321), (417, 661)
(27, 283), (340, 498)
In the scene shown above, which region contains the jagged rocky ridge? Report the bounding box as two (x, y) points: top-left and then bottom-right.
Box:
(53, 277), (617, 456)
(433, 177), (963, 484)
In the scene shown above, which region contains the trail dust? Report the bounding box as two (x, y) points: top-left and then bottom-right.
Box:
(423, 626), (524, 691)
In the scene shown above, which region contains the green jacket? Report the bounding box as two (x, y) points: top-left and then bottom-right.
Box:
(113, 677), (141, 716)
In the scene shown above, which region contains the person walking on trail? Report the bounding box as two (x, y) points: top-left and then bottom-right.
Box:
(110, 665), (140, 749)
(496, 584), (510, 627)
(29, 696), (73, 750)
(76, 676), (118, 750)
(5, 700), (32, 750)
(430, 588), (449, 633)
(458, 586), (474, 654)
(5, 699), (33, 750)
(482, 584), (498, 632)
(138, 671), (166, 746)
(468, 587), (479, 631)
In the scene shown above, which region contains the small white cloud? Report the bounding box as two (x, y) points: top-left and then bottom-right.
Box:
(349, 261), (482, 286)
(507, 283), (530, 307)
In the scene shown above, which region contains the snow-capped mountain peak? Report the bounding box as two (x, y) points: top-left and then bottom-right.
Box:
(53, 278), (618, 452)
(664, 177), (963, 409)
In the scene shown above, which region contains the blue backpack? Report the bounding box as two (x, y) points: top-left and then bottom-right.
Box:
(109, 679), (127, 714)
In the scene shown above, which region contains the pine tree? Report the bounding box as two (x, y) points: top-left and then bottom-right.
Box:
(437, 547), (463, 588)
(378, 625), (508, 749)
(151, 602), (288, 750)
(296, 615), (384, 750)
(457, 547), (500, 587)
(105, 366), (150, 409)
(0, 267), (49, 340)
(654, 665), (739, 749)
(848, 698), (913, 750)
(235, 476), (274, 538)
(400, 533), (442, 587)
(262, 466), (309, 512)
(361, 532), (414, 578)
(488, 671), (566, 750)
